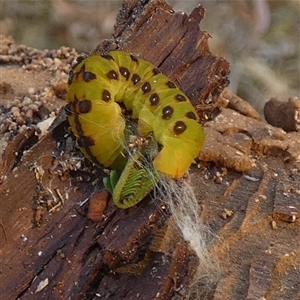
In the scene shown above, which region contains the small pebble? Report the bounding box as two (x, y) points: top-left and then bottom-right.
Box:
(11, 106), (20, 117)
(28, 87), (36, 95)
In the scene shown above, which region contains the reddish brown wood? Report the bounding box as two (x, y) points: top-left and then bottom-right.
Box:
(0, 1), (299, 300)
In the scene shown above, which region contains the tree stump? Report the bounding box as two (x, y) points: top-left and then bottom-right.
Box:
(0, 1), (299, 299)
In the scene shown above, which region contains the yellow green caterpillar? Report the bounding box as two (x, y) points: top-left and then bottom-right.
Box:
(66, 51), (204, 208)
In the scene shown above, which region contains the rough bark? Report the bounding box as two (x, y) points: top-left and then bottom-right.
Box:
(0, 1), (299, 300)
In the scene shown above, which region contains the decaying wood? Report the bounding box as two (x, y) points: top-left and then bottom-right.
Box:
(0, 1), (299, 300)
(264, 97), (300, 132)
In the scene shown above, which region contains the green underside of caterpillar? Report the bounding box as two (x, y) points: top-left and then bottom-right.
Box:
(66, 50), (205, 208)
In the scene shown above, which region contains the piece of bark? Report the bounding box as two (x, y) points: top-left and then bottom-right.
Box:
(218, 88), (262, 121)
(1, 1), (300, 300)
(246, 252), (277, 300)
(0, 127), (38, 183)
(200, 107), (300, 172)
(264, 97), (300, 132)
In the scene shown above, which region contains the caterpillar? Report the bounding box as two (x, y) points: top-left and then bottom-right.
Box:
(66, 51), (205, 208)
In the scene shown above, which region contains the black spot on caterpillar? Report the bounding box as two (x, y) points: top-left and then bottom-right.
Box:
(66, 51), (204, 179)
